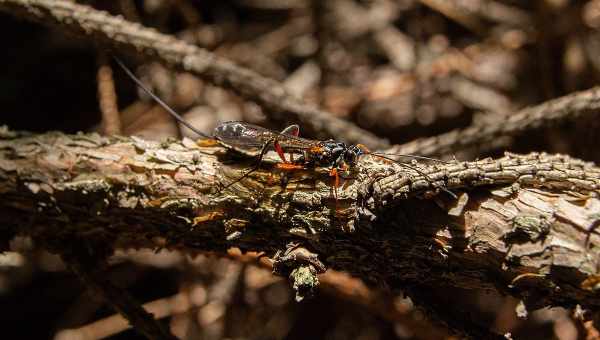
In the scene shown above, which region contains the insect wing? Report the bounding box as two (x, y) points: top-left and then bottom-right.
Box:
(215, 121), (318, 154)
(214, 122), (279, 155)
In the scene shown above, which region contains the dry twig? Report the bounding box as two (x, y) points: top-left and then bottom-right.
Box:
(61, 245), (177, 340)
(55, 289), (191, 340)
(387, 86), (600, 157)
(96, 51), (122, 135)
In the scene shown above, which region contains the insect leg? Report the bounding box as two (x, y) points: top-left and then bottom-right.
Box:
(329, 167), (340, 215)
(585, 219), (600, 255)
(356, 144), (370, 153)
(281, 124), (300, 137)
(275, 124), (300, 163)
(273, 140), (288, 163)
(219, 138), (274, 191)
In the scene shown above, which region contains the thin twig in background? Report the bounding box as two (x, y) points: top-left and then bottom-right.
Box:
(386, 86), (600, 157)
(311, 0), (327, 104)
(418, 0), (487, 34)
(422, 0), (532, 28)
(55, 290), (193, 340)
(59, 256), (243, 339)
(62, 250), (177, 340)
(0, 0), (389, 149)
(96, 51), (122, 135)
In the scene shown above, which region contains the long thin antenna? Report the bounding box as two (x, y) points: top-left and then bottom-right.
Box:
(112, 56), (210, 139)
(371, 152), (450, 164)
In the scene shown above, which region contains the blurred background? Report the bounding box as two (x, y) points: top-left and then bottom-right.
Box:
(1, 0), (600, 339)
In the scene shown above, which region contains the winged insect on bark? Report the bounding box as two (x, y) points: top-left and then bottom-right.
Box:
(113, 56), (453, 200)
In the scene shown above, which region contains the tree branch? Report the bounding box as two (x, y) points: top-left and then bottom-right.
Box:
(1, 128), (599, 319)
(63, 247), (177, 340)
(388, 86), (600, 157)
(97, 51), (123, 135)
(0, 0), (388, 150)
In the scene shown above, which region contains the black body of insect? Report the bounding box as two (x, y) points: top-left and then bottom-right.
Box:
(113, 56), (450, 199)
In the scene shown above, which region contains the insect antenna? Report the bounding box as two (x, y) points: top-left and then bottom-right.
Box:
(367, 153), (457, 199)
(370, 152), (451, 164)
(112, 56), (211, 139)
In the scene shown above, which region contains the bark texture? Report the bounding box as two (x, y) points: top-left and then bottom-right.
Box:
(1, 128), (599, 316)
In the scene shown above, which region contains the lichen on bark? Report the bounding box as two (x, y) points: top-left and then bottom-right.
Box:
(1, 129), (600, 315)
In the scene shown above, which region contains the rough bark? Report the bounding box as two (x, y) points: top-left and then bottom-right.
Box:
(1, 128), (599, 320)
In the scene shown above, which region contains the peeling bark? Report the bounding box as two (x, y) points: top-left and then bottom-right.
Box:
(1, 128), (600, 318)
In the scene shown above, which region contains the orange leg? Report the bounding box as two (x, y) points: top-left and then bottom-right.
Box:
(276, 163), (305, 170)
(196, 139), (219, 147)
(356, 143), (370, 153)
(281, 124), (300, 136)
(329, 167), (340, 215)
(273, 162), (304, 191)
(273, 140), (287, 163)
(220, 139), (273, 192)
(273, 139), (304, 173)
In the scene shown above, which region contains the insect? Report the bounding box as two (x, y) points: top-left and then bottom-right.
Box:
(113, 56), (451, 200)
(210, 119), (455, 201)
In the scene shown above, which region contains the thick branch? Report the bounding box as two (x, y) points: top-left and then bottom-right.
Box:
(1, 129), (600, 316)
(0, 0), (388, 150)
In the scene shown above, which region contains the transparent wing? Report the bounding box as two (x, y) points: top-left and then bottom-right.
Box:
(214, 121), (318, 155)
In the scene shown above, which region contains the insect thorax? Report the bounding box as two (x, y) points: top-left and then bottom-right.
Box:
(301, 141), (362, 172)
